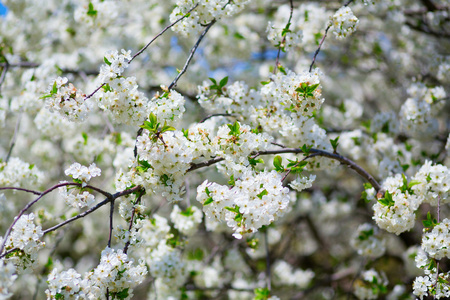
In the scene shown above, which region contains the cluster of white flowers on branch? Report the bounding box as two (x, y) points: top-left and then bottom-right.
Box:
(0, 0), (449, 299)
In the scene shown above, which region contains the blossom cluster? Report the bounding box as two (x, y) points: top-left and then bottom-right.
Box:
(0, 157), (43, 188)
(74, 0), (119, 29)
(413, 248), (450, 299)
(1, 213), (45, 273)
(46, 247), (147, 299)
(399, 83), (446, 136)
(148, 90), (186, 126)
(197, 170), (290, 239)
(354, 269), (388, 300)
(266, 21), (302, 51)
(350, 223), (386, 259)
(65, 162), (101, 186)
(262, 68), (324, 118)
(0, 261), (17, 299)
(422, 218), (450, 260)
(272, 260), (314, 288)
(411, 160), (450, 206)
(372, 174), (422, 235)
(99, 49), (132, 84)
(170, 0), (251, 36)
(43, 77), (90, 122)
(169, 205), (203, 236)
(329, 6), (359, 39)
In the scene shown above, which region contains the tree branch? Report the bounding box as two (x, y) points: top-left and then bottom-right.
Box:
(274, 0), (294, 73)
(168, 20), (216, 90)
(42, 186), (142, 236)
(130, 4), (199, 63)
(189, 146), (381, 191)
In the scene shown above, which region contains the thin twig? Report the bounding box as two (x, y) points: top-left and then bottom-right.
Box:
(0, 57), (9, 94)
(42, 186), (142, 236)
(274, 0), (294, 74)
(0, 62), (39, 68)
(130, 4), (199, 63)
(0, 182), (95, 255)
(309, 25), (331, 72)
(168, 20), (217, 90)
(200, 113), (235, 123)
(309, 0), (355, 72)
(5, 113), (22, 162)
(0, 187), (41, 195)
(264, 230), (272, 291)
(84, 83), (105, 101)
(347, 257), (367, 300)
(123, 193), (143, 254)
(189, 146), (381, 191)
(107, 199), (115, 248)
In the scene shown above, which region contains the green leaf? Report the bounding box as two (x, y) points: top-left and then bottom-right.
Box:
(228, 175), (235, 186)
(249, 157), (264, 166)
(204, 197), (213, 205)
(301, 144), (313, 156)
(205, 187), (211, 196)
(140, 120), (155, 132)
(219, 76), (228, 88)
(227, 121), (241, 137)
(180, 207), (194, 217)
(103, 56), (111, 66)
(87, 2), (98, 16)
(260, 80), (271, 85)
(363, 183), (373, 190)
(273, 155), (284, 172)
(182, 128), (189, 139)
(225, 206), (239, 213)
(82, 132), (88, 145)
(161, 125), (176, 133)
(278, 64), (287, 75)
(257, 189), (268, 199)
(115, 288), (129, 300)
(149, 112), (158, 127)
(209, 77), (217, 85)
(102, 83), (112, 92)
(51, 81), (58, 94)
(136, 159), (152, 172)
(254, 287), (270, 300)
(39, 93), (53, 99)
(358, 228), (374, 241)
(55, 293), (64, 300)
(408, 180), (421, 189)
(281, 23), (291, 36)
(377, 191), (395, 207)
(330, 137), (340, 152)
(247, 238), (259, 249)
(234, 32), (245, 40)
(187, 248), (204, 260)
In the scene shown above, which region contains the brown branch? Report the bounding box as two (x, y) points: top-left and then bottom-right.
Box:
(0, 187), (41, 195)
(264, 230), (272, 291)
(0, 181), (116, 256)
(107, 199), (115, 248)
(0, 182), (96, 255)
(168, 20), (216, 90)
(123, 193), (143, 254)
(42, 186), (143, 236)
(0, 58), (9, 95)
(273, 0), (294, 74)
(309, 0), (356, 72)
(5, 113), (21, 162)
(130, 4), (199, 63)
(189, 147), (381, 191)
(200, 113), (235, 123)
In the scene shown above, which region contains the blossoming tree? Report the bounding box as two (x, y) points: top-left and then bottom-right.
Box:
(0, 0), (449, 299)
